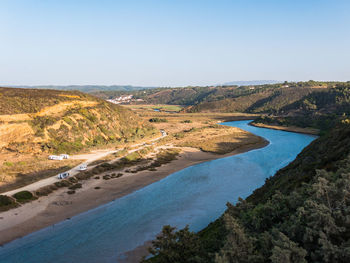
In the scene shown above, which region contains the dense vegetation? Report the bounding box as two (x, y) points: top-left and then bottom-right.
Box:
(252, 83), (350, 132)
(146, 120), (350, 262)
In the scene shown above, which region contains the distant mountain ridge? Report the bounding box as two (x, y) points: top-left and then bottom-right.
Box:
(221, 80), (281, 86)
(9, 85), (158, 93)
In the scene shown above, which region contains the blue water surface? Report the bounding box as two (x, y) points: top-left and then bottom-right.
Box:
(0, 121), (316, 263)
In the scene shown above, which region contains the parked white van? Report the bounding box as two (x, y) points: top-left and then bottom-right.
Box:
(60, 154), (70, 159)
(78, 164), (87, 171)
(49, 155), (64, 160)
(58, 172), (70, 179)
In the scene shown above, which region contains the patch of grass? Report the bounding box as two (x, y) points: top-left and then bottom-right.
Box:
(3, 161), (13, 167)
(123, 151), (142, 162)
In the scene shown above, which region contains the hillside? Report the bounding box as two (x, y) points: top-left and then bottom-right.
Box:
(0, 87), (157, 154)
(251, 83), (350, 132)
(91, 81), (336, 106)
(146, 120), (350, 263)
(93, 85), (276, 104)
(186, 85), (330, 114)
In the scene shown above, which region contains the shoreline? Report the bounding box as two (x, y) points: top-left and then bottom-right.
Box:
(250, 122), (319, 135)
(0, 140), (268, 247)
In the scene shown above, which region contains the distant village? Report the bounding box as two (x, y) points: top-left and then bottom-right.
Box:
(106, 95), (144, 104)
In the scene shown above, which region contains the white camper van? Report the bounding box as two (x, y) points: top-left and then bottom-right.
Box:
(78, 164), (87, 171)
(60, 154), (70, 159)
(49, 155), (64, 160)
(58, 172), (70, 179)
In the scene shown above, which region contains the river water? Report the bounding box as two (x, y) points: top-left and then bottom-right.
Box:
(0, 120), (316, 263)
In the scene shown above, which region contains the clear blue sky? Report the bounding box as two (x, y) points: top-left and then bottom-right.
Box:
(1, 0), (349, 86)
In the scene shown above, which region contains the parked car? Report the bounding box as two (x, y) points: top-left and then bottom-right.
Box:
(60, 154), (70, 159)
(78, 164), (87, 171)
(49, 155), (64, 160)
(58, 172), (70, 179)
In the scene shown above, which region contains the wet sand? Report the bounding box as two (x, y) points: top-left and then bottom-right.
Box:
(250, 122), (319, 135)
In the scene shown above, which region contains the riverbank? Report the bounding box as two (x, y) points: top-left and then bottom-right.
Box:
(250, 122), (319, 135)
(0, 139), (268, 246)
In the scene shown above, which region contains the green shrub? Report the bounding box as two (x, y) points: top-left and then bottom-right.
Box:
(75, 171), (93, 180)
(103, 175), (111, 180)
(54, 180), (72, 188)
(174, 132), (185, 139)
(68, 177), (78, 183)
(35, 185), (58, 196)
(0, 195), (17, 211)
(67, 190), (75, 195)
(13, 191), (36, 203)
(68, 183), (82, 190)
(149, 118), (168, 123)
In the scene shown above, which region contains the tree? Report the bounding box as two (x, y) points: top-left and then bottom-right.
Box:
(145, 225), (206, 263)
(270, 230), (307, 263)
(215, 214), (255, 263)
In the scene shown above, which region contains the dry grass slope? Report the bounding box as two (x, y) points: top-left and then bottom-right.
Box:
(0, 87), (157, 187)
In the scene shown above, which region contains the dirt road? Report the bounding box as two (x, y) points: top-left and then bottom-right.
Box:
(1, 132), (166, 196)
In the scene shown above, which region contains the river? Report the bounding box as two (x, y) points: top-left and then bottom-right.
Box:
(0, 120), (316, 263)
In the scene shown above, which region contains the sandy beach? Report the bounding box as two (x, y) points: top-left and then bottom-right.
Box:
(0, 140), (268, 249)
(250, 122), (319, 135)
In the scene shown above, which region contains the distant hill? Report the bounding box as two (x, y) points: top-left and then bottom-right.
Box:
(221, 80), (281, 86)
(186, 85), (327, 114)
(98, 85), (281, 105)
(10, 85), (158, 93)
(92, 81), (338, 108)
(186, 81), (350, 131)
(0, 87), (157, 154)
